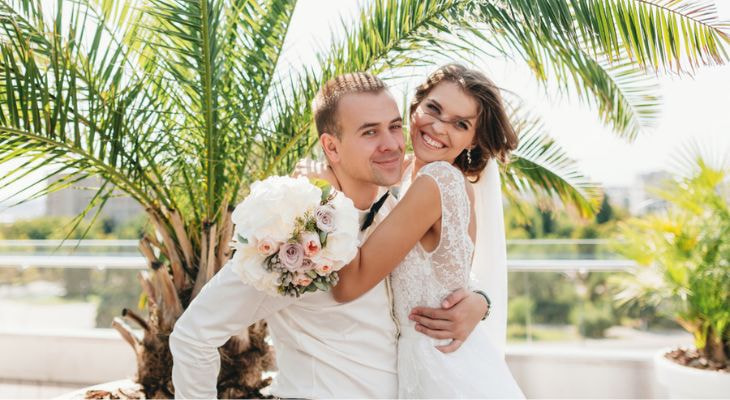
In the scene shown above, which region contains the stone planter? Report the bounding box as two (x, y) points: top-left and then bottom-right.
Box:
(55, 379), (144, 400)
(654, 349), (730, 399)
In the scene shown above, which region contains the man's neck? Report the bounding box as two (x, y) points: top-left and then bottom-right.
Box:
(342, 180), (382, 211)
(328, 167), (381, 210)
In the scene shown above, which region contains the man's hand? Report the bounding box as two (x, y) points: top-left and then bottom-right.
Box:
(408, 288), (488, 353)
(292, 158), (328, 179)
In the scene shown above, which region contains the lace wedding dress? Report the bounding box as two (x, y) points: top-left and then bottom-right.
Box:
(392, 161), (524, 398)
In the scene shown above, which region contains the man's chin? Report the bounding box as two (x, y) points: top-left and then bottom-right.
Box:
(372, 170), (402, 187)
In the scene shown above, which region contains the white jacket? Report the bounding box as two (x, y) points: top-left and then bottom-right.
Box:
(170, 199), (399, 399)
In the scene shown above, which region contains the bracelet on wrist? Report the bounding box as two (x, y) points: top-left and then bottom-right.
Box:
(473, 290), (491, 321)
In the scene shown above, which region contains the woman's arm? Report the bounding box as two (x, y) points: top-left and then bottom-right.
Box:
(332, 175), (441, 302)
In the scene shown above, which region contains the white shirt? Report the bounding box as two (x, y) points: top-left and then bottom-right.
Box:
(170, 195), (399, 399)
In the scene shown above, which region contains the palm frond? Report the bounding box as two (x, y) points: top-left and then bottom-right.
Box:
(572, 0), (730, 71)
(504, 108), (602, 216)
(483, 0), (730, 72)
(478, 2), (663, 140)
(257, 0), (473, 179)
(218, 0), (297, 203)
(0, 1), (172, 209)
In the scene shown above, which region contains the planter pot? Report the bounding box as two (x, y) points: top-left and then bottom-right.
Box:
(55, 379), (143, 400)
(655, 349), (730, 399)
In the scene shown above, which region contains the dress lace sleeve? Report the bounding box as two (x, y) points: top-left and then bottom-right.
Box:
(416, 161), (473, 291)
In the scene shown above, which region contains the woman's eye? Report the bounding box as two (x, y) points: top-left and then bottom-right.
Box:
(457, 121), (468, 130)
(427, 103), (439, 112)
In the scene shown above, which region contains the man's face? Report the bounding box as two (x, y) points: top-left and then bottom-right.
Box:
(328, 91), (405, 187)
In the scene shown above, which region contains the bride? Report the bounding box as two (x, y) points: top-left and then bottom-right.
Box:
(332, 64), (524, 398)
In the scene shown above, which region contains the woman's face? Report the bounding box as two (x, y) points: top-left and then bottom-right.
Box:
(410, 81), (479, 165)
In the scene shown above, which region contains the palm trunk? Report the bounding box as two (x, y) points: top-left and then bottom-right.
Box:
(704, 331), (728, 367)
(109, 208), (275, 399)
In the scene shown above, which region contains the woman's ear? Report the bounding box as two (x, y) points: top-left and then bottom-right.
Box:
(320, 133), (342, 164)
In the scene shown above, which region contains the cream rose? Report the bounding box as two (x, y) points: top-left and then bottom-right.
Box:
(315, 263), (333, 276)
(293, 272), (313, 287)
(299, 232), (321, 257)
(256, 237), (279, 256)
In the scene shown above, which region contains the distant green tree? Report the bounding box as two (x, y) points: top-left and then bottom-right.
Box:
(596, 195), (615, 224)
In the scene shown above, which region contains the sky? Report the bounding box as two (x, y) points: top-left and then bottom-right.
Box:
(282, 0), (730, 187)
(2, 0), (729, 219)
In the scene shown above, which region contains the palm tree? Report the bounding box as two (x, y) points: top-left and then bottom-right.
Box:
(1, 0), (728, 397)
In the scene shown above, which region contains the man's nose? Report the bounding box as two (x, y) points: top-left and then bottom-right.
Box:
(378, 129), (402, 152)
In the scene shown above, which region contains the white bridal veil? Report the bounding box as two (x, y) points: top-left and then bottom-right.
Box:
(470, 158), (508, 358)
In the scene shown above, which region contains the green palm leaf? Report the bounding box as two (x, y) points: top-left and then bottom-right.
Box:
(484, 0), (730, 72)
(504, 109), (602, 216)
(258, 0), (473, 177)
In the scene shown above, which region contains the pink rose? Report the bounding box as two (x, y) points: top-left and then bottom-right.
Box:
(301, 258), (316, 272)
(293, 272), (313, 287)
(315, 263), (333, 276)
(278, 243), (304, 272)
(315, 205), (335, 233)
(256, 237), (279, 256)
(300, 232), (321, 257)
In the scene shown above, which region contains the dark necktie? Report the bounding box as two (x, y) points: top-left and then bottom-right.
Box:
(360, 191), (390, 231)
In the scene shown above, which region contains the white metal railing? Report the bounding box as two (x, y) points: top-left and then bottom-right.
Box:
(0, 255), (146, 269)
(506, 239), (609, 245)
(0, 239), (139, 247)
(0, 256), (638, 271)
(0, 238), (637, 271)
(0, 239), (612, 247)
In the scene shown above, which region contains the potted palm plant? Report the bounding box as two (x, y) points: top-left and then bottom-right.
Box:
(615, 154), (730, 398)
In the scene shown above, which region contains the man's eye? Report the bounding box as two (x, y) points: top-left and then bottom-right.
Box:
(390, 124), (402, 130)
(363, 130), (376, 136)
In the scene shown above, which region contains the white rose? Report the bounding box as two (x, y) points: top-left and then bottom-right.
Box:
(316, 191), (359, 266)
(320, 231), (359, 270)
(229, 244), (269, 288)
(256, 270), (281, 293)
(330, 193), (359, 235)
(231, 176), (322, 242)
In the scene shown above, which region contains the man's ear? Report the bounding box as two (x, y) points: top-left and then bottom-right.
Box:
(320, 133), (342, 164)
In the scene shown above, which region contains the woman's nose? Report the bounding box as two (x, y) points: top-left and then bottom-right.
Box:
(431, 118), (448, 136)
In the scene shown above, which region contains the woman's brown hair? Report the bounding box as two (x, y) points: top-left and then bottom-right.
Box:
(410, 64), (518, 179)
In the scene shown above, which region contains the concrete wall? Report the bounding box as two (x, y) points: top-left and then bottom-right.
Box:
(0, 330), (669, 398)
(0, 329), (137, 386)
(508, 344), (668, 398)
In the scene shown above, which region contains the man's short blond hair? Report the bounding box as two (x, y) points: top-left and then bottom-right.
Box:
(312, 72), (387, 138)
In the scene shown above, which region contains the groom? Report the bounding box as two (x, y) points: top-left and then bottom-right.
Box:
(170, 72), (490, 399)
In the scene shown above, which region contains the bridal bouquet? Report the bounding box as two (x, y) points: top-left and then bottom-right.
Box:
(229, 176), (359, 297)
